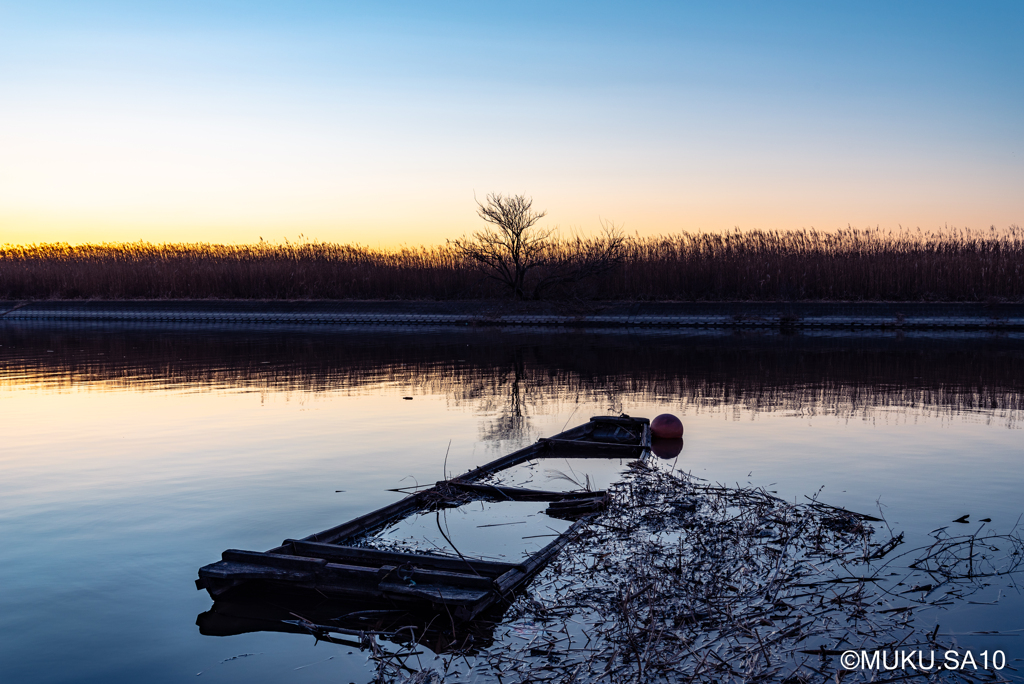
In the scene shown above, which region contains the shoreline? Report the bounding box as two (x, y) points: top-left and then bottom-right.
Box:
(3, 300), (1024, 330)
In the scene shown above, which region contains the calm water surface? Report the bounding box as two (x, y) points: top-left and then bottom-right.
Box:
(2, 323), (1023, 682)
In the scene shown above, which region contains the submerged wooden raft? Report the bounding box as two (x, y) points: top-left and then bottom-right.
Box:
(197, 415), (651, 621)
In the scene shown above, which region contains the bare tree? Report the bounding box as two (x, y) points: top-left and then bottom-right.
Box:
(452, 194), (627, 300)
(450, 193), (553, 300)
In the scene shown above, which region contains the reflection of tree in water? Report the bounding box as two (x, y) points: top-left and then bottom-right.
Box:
(476, 346), (531, 443)
(473, 346), (632, 444)
(3, 325), (1024, 428)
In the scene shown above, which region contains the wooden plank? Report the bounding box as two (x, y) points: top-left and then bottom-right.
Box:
(216, 551), (497, 592)
(377, 565), (495, 591)
(378, 581), (490, 605)
(494, 517), (590, 596)
(285, 540), (520, 577)
(299, 490), (433, 545)
(443, 482), (608, 501)
(539, 438), (642, 452)
(203, 560), (497, 600)
(451, 417), (645, 484)
(318, 561), (495, 591)
(546, 494), (608, 511)
(546, 492), (607, 507)
(222, 549), (327, 570)
(450, 441), (546, 484)
(200, 561), (316, 583)
(546, 497), (609, 519)
(318, 562), (386, 585)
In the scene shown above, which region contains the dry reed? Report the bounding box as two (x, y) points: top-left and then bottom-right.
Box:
(2, 226), (1023, 301)
(357, 459), (1024, 683)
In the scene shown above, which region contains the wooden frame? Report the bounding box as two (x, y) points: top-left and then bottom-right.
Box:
(196, 415), (651, 622)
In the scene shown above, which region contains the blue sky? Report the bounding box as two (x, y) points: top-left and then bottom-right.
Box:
(1, 1), (1021, 245)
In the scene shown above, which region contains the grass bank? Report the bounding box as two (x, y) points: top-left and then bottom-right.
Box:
(2, 227), (1022, 301)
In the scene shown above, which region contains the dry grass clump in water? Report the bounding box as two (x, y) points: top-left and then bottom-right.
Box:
(356, 459), (1023, 683)
(2, 226), (1023, 300)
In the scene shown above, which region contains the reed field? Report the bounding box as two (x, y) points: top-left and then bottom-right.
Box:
(1, 227), (1022, 301)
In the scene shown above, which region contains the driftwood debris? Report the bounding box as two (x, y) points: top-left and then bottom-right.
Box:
(342, 461), (1024, 683)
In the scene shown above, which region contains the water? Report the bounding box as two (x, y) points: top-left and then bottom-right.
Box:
(1, 323), (1023, 682)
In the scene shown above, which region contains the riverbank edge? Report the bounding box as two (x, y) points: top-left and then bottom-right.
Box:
(3, 300), (1024, 330)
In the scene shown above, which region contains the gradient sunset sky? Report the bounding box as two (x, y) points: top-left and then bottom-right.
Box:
(1, 1), (1021, 247)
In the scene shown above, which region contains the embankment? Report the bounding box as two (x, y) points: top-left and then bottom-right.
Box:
(2, 300), (1023, 330)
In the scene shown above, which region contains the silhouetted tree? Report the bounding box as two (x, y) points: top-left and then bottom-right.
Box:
(451, 194), (625, 300)
(450, 194), (551, 300)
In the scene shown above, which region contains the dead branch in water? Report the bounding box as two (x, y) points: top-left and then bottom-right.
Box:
(312, 457), (1023, 683)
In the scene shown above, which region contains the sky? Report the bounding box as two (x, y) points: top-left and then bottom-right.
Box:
(1, 1), (1022, 247)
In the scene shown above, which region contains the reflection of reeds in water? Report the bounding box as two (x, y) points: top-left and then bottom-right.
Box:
(3, 226), (1023, 300)
(2, 327), (1023, 429)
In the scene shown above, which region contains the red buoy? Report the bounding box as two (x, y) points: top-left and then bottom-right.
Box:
(651, 413), (683, 439)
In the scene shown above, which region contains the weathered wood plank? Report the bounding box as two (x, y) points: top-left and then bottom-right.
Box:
(217, 550), (501, 592)
(493, 517), (591, 595)
(539, 438), (643, 452)
(285, 540), (518, 577)
(546, 495), (609, 519)
(376, 565), (496, 590)
(443, 482), (608, 501)
(450, 417), (643, 484)
(450, 441), (547, 484)
(222, 549), (327, 570)
(545, 493), (608, 508)
(299, 490), (433, 545)
(318, 562), (385, 585)
(200, 561), (316, 583)
(378, 581), (490, 605)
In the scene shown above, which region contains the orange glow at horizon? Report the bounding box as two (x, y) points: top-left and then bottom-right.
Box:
(4, 183), (1022, 250)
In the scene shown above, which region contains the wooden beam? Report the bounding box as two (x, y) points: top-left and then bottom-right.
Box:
(539, 438), (643, 451)
(298, 490), (432, 545)
(442, 482), (608, 501)
(494, 517), (590, 595)
(284, 540), (520, 577)
(222, 549), (327, 570)
(450, 441), (546, 484)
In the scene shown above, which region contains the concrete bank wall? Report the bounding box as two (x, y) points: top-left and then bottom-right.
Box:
(2, 300), (1023, 330)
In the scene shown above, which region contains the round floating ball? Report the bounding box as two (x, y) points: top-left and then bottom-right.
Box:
(651, 413), (683, 439)
(652, 437), (684, 459)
